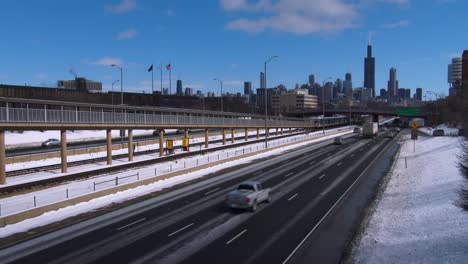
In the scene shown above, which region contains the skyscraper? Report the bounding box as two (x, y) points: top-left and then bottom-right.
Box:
(308, 74), (315, 87)
(387, 67), (398, 97)
(176, 80), (183, 96)
(344, 72), (353, 97)
(260, 72), (265, 89)
(364, 40), (375, 98)
(462, 50), (468, 89)
(416, 87), (422, 101)
(448, 57), (462, 92)
(244, 81), (252, 95)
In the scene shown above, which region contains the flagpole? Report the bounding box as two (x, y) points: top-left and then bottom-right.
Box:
(160, 65), (163, 93)
(151, 64), (154, 94)
(169, 63), (172, 95)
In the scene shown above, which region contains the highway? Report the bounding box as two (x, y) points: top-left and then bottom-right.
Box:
(0, 132), (397, 264)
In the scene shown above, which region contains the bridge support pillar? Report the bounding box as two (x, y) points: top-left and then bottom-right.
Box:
(222, 129), (226, 145)
(106, 129), (112, 165)
(256, 128), (259, 139)
(266, 128), (269, 138)
(0, 130), (5, 184)
(184, 129), (189, 139)
(289, 128), (292, 134)
(276, 128), (278, 136)
(60, 129), (67, 173)
(231, 128), (235, 143)
(205, 129), (209, 148)
(159, 130), (165, 157)
(281, 128), (283, 135)
(245, 128), (248, 141)
(128, 129), (133, 161)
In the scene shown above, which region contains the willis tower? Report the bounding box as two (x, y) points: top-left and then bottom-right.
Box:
(364, 39), (375, 98)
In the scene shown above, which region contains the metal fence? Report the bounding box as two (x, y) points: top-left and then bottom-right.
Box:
(0, 127), (350, 217)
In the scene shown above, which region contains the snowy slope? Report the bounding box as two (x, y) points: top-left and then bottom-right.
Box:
(351, 135), (468, 263)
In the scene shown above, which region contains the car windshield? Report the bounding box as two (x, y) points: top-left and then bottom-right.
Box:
(238, 184), (255, 191)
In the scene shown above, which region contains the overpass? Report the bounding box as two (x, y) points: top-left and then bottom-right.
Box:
(0, 97), (351, 184)
(286, 107), (427, 119)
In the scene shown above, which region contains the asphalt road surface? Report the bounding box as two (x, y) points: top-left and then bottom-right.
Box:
(0, 132), (397, 264)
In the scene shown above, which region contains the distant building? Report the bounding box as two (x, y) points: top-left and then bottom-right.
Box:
(256, 88), (277, 113)
(244, 81), (252, 95)
(416, 87), (422, 101)
(405, 88), (411, 99)
(185, 87), (193, 96)
(387, 67), (398, 97)
(344, 72), (353, 97)
(398, 88), (406, 99)
(318, 82), (333, 103)
(162, 88), (169, 95)
(364, 41), (376, 97)
(380, 88), (387, 99)
(176, 80), (183, 96)
(57, 77), (102, 91)
(260, 72), (265, 89)
(462, 50), (468, 89)
(272, 89), (318, 112)
(308, 74), (315, 87)
(334, 78), (343, 98)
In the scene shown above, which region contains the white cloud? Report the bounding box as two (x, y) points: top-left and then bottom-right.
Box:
(117, 29), (138, 40)
(222, 0), (358, 35)
(106, 0), (137, 14)
(382, 19), (410, 28)
(92, 57), (123, 67)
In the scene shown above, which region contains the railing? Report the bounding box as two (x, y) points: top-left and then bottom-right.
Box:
(0, 127), (351, 217)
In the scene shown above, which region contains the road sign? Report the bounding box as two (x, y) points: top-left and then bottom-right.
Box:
(411, 122), (418, 129)
(411, 128), (418, 140)
(397, 108), (421, 116)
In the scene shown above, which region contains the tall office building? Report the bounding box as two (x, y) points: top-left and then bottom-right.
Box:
(448, 57), (462, 91)
(333, 79), (343, 98)
(387, 67), (398, 96)
(405, 89), (411, 99)
(380, 88), (387, 99)
(416, 88), (422, 101)
(185, 87), (193, 96)
(308, 74), (316, 87)
(364, 41), (376, 98)
(344, 72), (353, 97)
(244, 81), (252, 95)
(260, 72), (265, 89)
(176, 80), (183, 96)
(462, 50), (468, 89)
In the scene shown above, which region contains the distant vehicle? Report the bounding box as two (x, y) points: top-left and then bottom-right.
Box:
(433, 129), (445, 136)
(363, 122), (378, 138)
(225, 181), (271, 211)
(152, 129), (165, 136)
(385, 132), (395, 138)
(176, 129), (191, 134)
(391, 127), (401, 133)
(353, 127), (362, 133)
(41, 138), (60, 147)
(334, 137), (344, 145)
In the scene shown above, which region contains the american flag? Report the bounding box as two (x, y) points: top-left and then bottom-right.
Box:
(166, 64), (171, 71)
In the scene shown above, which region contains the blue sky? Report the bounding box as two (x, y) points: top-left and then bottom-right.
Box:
(0, 0), (466, 98)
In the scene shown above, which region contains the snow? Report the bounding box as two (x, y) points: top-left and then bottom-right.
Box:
(351, 135), (468, 263)
(418, 125), (459, 137)
(0, 127), (352, 237)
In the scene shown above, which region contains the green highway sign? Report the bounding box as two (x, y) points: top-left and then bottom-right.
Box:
(397, 108), (421, 116)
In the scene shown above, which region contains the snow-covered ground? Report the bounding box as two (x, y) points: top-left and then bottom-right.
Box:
(0, 127), (351, 237)
(418, 124), (459, 136)
(350, 135), (467, 263)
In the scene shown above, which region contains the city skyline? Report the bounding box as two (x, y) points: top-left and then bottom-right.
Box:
(0, 0), (466, 97)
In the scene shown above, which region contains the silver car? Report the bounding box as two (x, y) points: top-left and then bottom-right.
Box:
(225, 181), (271, 211)
(41, 138), (60, 147)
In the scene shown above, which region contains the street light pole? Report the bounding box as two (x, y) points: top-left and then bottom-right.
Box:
(111, 64), (123, 105)
(264, 55), (278, 149)
(322, 77), (332, 134)
(213, 78), (223, 112)
(111, 80), (120, 105)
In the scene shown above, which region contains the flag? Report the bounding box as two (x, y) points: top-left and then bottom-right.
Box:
(166, 64), (171, 71)
(148, 64), (153, 72)
(157, 64), (162, 71)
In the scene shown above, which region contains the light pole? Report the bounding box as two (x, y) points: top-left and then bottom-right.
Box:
(322, 77), (333, 134)
(111, 80), (120, 105)
(427, 91), (439, 125)
(213, 78), (223, 112)
(264, 55), (278, 149)
(111, 64), (123, 105)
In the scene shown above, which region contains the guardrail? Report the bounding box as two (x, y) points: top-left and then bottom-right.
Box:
(0, 127), (351, 217)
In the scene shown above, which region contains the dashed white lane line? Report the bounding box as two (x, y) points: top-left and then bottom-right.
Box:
(226, 229), (247, 245)
(117, 218), (146, 231)
(288, 194), (299, 201)
(254, 171), (263, 175)
(285, 172), (294, 177)
(337, 162), (343, 167)
(319, 174), (326, 180)
(168, 223), (194, 237)
(204, 188), (221, 195)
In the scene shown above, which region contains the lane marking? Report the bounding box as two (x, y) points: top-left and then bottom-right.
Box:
(282, 136), (395, 264)
(288, 194), (298, 201)
(319, 174), (326, 179)
(309, 161), (316, 165)
(254, 171), (263, 175)
(226, 229), (247, 245)
(337, 162), (343, 167)
(204, 188), (221, 195)
(117, 218), (146, 231)
(285, 172), (294, 177)
(168, 223), (194, 237)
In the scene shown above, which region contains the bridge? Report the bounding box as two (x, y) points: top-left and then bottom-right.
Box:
(0, 97), (351, 184)
(286, 107), (427, 119)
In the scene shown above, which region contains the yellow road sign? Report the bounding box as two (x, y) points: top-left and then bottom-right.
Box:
(411, 122), (418, 129)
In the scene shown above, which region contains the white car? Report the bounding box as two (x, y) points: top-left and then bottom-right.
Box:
(225, 181), (271, 211)
(41, 138), (60, 147)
